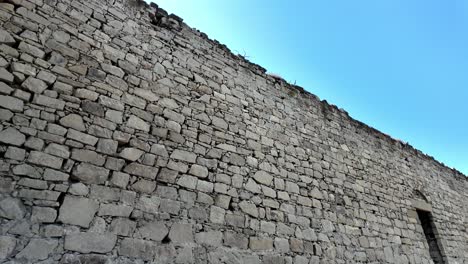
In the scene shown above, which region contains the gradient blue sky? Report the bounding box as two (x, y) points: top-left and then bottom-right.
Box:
(153, 0), (468, 175)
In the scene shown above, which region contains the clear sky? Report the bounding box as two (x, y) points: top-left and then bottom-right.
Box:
(152, 0), (468, 176)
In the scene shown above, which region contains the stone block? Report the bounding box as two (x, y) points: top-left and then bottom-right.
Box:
(31, 206), (57, 223)
(123, 162), (157, 179)
(58, 195), (98, 227)
(64, 232), (117, 253)
(60, 114), (85, 131)
(169, 223), (193, 244)
(0, 197), (26, 219)
(21, 76), (48, 93)
(28, 151), (63, 169)
(16, 238), (57, 261)
(137, 222), (169, 241)
(0, 95), (23, 112)
(249, 237), (273, 251)
(0, 236), (16, 259)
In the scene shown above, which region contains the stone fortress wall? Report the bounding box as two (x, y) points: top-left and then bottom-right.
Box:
(0, 0), (466, 263)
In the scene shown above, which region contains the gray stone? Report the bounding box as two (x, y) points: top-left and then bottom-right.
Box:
(33, 94), (65, 109)
(22, 76), (48, 93)
(137, 222), (169, 241)
(28, 151), (63, 169)
(189, 164), (209, 178)
(224, 232), (249, 249)
(253, 170), (273, 185)
(31, 206), (57, 223)
(124, 162), (157, 179)
(37, 71), (57, 84)
(0, 95), (24, 112)
(0, 197), (26, 219)
(0, 236), (16, 259)
(119, 147), (144, 161)
(5, 146), (26, 160)
(67, 129), (98, 145)
(169, 223), (193, 244)
(195, 231), (223, 246)
(0, 81), (13, 94)
(60, 114), (85, 131)
(43, 168), (69, 181)
(64, 232), (117, 253)
(58, 196), (98, 227)
(11, 62), (36, 76)
(98, 204), (133, 217)
(239, 201), (258, 218)
(131, 179), (156, 194)
(68, 183), (89, 196)
(82, 100), (105, 117)
(110, 218), (136, 236)
(71, 149), (105, 166)
(18, 41), (45, 58)
(13, 164), (41, 178)
(97, 138), (118, 154)
(44, 143), (70, 158)
(0, 68), (13, 83)
(126, 115), (149, 132)
(171, 149), (197, 163)
(110, 171), (130, 188)
(101, 63), (125, 77)
(16, 238), (57, 261)
(0, 29), (15, 45)
(249, 237), (273, 251)
(118, 238), (157, 261)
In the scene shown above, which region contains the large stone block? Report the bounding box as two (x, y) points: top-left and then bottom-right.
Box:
(72, 163), (109, 184)
(58, 195), (98, 227)
(64, 232), (117, 253)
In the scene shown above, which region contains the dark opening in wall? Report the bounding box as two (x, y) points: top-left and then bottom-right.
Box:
(416, 210), (445, 264)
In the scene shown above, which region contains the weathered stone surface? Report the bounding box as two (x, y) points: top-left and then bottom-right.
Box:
(119, 147), (144, 161)
(126, 115), (149, 132)
(28, 151), (63, 169)
(171, 149), (197, 163)
(0, 96), (23, 112)
(0, 236), (16, 259)
(239, 201), (258, 218)
(0, 127), (25, 146)
(0, 197), (26, 219)
(0, 68), (13, 83)
(72, 162), (109, 184)
(58, 196), (98, 227)
(60, 114), (86, 131)
(123, 162), (157, 179)
(0, 29), (15, 45)
(22, 76), (48, 93)
(169, 223), (194, 244)
(64, 232), (117, 253)
(253, 170), (273, 185)
(31, 206), (57, 223)
(16, 238), (58, 261)
(137, 222), (169, 241)
(0, 1), (465, 263)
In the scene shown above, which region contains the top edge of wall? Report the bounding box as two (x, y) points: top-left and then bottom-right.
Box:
(121, 0), (467, 180)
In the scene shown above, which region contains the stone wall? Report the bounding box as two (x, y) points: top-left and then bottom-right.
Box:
(0, 0), (466, 263)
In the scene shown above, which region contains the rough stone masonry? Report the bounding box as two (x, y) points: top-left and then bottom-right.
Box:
(0, 0), (466, 263)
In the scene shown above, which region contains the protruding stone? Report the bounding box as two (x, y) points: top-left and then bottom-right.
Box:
(239, 201), (258, 218)
(253, 170), (273, 186)
(60, 114), (85, 131)
(119, 147), (144, 161)
(0, 29), (15, 45)
(22, 76), (48, 94)
(72, 163), (109, 184)
(126, 115), (149, 132)
(58, 196), (98, 228)
(0, 197), (26, 219)
(171, 149), (197, 163)
(189, 164), (209, 178)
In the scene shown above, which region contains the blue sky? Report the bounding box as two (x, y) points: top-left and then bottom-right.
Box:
(153, 0), (468, 175)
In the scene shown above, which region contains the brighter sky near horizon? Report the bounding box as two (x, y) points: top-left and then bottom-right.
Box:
(152, 0), (468, 175)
